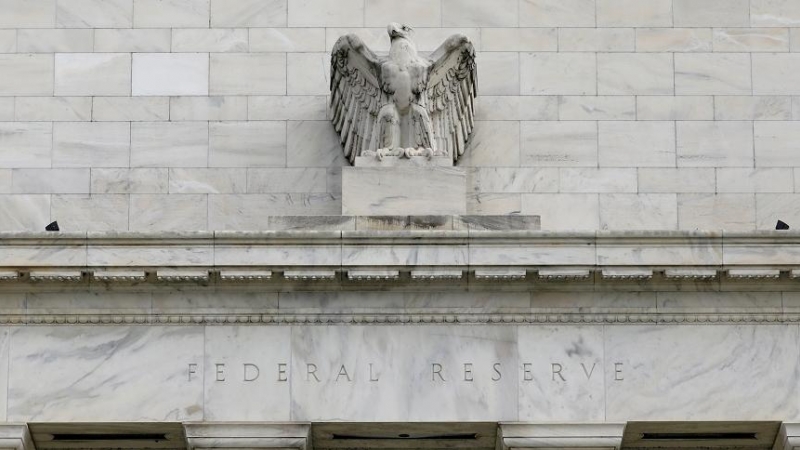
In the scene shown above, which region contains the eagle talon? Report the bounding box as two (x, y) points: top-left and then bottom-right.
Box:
(376, 148), (402, 160)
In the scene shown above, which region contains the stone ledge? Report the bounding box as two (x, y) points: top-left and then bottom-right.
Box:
(0, 230), (799, 277)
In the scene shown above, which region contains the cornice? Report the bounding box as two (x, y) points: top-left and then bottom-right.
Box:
(0, 231), (798, 284)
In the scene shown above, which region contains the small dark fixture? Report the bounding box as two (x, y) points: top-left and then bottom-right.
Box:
(777, 220), (790, 230)
(45, 221), (59, 231)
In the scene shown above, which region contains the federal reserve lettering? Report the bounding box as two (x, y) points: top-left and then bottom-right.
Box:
(188, 361), (626, 383)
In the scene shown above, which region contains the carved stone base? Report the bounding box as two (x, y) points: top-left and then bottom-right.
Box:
(342, 166), (466, 215)
(353, 155), (452, 167)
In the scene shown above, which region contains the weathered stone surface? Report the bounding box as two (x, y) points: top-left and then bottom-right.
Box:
(0, 55), (53, 96)
(131, 122), (208, 168)
(132, 53), (209, 96)
(15, 97), (92, 122)
(342, 167), (466, 216)
(53, 122), (130, 168)
(0, 0), (799, 236)
(55, 53), (130, 96)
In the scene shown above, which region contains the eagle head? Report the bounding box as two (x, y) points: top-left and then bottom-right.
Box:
(388, 22), (414, 40)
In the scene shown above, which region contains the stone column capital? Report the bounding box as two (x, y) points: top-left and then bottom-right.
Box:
(0, 425), (34, 450)
(184, 423), (311, 450)
(497, 423), (624, 450)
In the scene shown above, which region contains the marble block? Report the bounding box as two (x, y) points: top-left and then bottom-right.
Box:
(7, 326), (203, 421)
(342, 166), (466, 216)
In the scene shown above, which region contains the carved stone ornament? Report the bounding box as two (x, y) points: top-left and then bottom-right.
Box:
(330, 23), (477, 165)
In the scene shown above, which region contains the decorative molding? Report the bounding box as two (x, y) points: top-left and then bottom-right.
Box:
(601, 268), (653, 280)
(728, 268), (781, 279)
(1, 231), (800, 287)
(156, 269), (210, 282)
(410, 269), (463, 280)
(347, 270), (401, 281)
(475, 268), (526, 280)
(219, 269), (273, 281)
(5, 311), (798, 326)
(536, 269), (592, 280)
(283, 270), (337, 281)
(28, 270), (83, 282)
(663, 268), (717, 279)
(93, 269), (147, 282)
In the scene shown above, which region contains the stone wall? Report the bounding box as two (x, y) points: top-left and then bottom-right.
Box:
(1, 0), (800, 231)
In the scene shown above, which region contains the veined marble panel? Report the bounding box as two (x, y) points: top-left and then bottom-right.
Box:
(214, 232), (341, 266)
(86, 236), (213, 266)
(605, 325), (800, 421)
(7, 326), (204, 421)
(517, 326), (604, 422)
(341, 242), (468, 267)
(596, 231), (722, 266)
(289, 326), (518, 421)
(469, 233), (596, 266)
(204, 326), (291, 421)
(0, 241), (86, 267)
(342, 167), (467, 216)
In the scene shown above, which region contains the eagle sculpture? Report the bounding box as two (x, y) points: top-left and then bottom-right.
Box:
(330, 23), (477, 165)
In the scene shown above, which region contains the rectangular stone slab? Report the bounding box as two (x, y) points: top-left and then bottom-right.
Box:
(342, 167), (466, 216)
(4, 323), (800, 423)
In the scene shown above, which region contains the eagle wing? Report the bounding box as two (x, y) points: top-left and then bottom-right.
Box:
(330, 34), (387, 164)
(426, 34), (477, 164)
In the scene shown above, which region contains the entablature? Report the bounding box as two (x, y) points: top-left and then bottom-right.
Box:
(0, 230), (798, 286)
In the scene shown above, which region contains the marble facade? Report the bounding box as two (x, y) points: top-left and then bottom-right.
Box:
(1, 323), (798, 423)
(3, 0), (800, 229)
(4, 1), (800, 449)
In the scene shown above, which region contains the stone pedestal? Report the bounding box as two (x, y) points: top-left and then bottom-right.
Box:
(342, 159), (466, 216)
